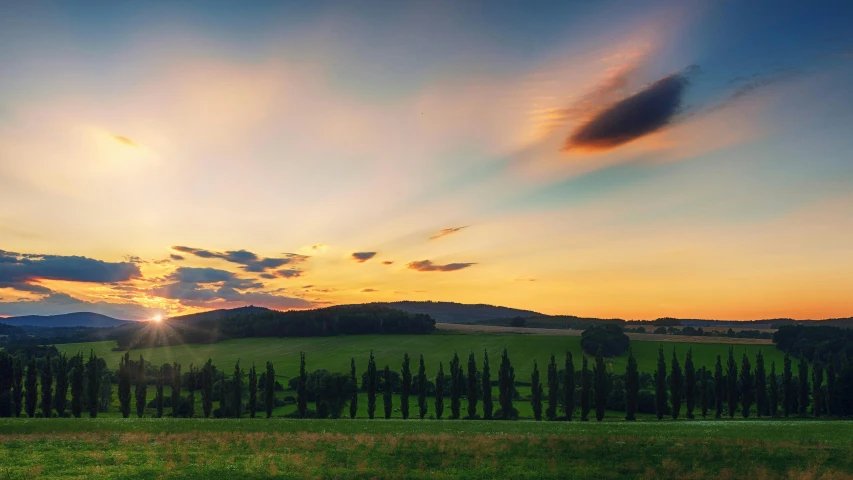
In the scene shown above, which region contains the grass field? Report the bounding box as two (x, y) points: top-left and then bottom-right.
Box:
(1, 418), (851, 479)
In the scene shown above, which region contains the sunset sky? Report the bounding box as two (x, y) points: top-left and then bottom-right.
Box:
(2, 1), (853, 321)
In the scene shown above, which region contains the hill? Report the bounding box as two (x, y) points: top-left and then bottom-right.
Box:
(0, 312), (133, 328)
(360, 301), (545, 324)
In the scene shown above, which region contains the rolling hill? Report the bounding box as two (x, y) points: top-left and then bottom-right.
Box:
(0, 312), (134, 328)
(360, 301), (545, 324)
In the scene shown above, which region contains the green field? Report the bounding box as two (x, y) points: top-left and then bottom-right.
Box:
(1, 418), (850, 479)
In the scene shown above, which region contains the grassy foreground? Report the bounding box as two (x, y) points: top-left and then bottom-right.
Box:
(2, 419), (852, 479)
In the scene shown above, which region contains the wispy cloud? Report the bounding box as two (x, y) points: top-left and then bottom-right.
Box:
(429, 226), (469, 240)
(171, 246), (308, 272)
(407, 260), (476, 272)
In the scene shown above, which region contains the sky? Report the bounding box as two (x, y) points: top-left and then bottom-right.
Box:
(2, 0), (853, 321)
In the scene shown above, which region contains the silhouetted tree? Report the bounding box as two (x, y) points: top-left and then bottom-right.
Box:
(0, 352), (12, 417)
(782, 354), (792, 417)
(755, 351), (767, 417)
(435, 362), (445, 419)
(769, 361), (779, 417)
(12, 356), (24, 417)
(654, 346), (666, 420)
(86, 351), (100, 418)
(401, 353), (411, 420)
(171, 362), (182, 418)
(264, 361), (274, 419)
(39, 354), (52, 418)
(547, 354), (558, 420)
(54, 353), (68, 417)
(564, 351), (574, 421)
(298, 353), (307, 418)
(135, 355), (147, 418)
(218, 372), (227, 417)
(118, 352), (131, 418)
(350, 358), (358, 419)
(482, 351), (492, 420)
(187, 363), (196, 418)
(798, 356), (809, 417)
(684, 348), (695, 419)
(154, 366), (164, 418)
(70, 354), (84, 418)
(449, 352), (461, 419)
(593, 349), (607, 422)
(714, 355), (723, 418)
(670, 349), (682, 420)
(202, 359), (213, 418)
(467, 352), (478, 419)
(726, 347), (737, 418)
(700, 366), (709, 419)
(625, 348), (638, 421)
(531, 360), (543, 421)
(498, 348), (515, 420)
(383, 366), (392, 419)
(233, 361), (243, 418)
(248, 364), (257, 419)
(25, 358), (38, 418)
(740, 354), (753, 418)
(417, 355), (427, 419)
(811, 352), (823, 418)
(580, 355), (591, 422)
(367, 351), (377, 419)
(825, 353), (836, 416)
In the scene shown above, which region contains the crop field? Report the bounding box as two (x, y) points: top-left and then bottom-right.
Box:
(1, 418), (851, 479)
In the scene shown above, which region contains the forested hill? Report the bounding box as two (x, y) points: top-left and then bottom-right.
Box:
(0, 312), (133, 328)
(111, 305), (435, 350)
(359, 301), (545, 324)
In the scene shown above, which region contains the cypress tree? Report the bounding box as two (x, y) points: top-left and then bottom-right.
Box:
(25, 358), (38, 418)
(740, 354), (753, 418)
(769, 362), (779, 417)
(449, 352), (461, 419)
(654, 345), (666, 420)
(700, 366), (709, 419)
(531, 360), (543, 421)
(684, 348), (695, 419)
(70, 354), (84, 418)
(798, 356), (809, 417)
(467, 351), (478, 419)
(714, 355), (723, 419)
(367, 351), (377, 419)
(202, 359), (213, 418)
(564, 351), (574, 421)
(233, 361), (243, 418)
(187, 364), (196, 418)
(825, 353), (836, 416)
(12, 356), (24, 417)
(40, 354), (53, 418)
(218, 372), (227, 417)
(350, 358), (359, 419)
(401, 353), (411, 420)
(625, 348), (638, 421)
(383, 365), (392, 419)
(811, 352), (823, 418)
(55, 353), (68, 417)
(755, 351), (767, 417)
(593, 350), (607, 422)
(155, 366), (164, 418)
(297, 353), (307, 418)
(482, 351), (492, 420)
(0, 352), (12, 417)
(670, 349), (682, 420)
(264, 361), (275, 419)
(498, 348), (515, 420)
(86, 351), (100, 418)
(417, 355), (427, 419)
(546, 354), (558, 420)
(782, 354), (792, 417)
(580, 355), (591, 422)
(248, 364), (257, 419)
(135, 355), (147, 418)
(118, 352), (131, 418)
(171, 362), (182, 418)
(435, 362), (445, 419)
(726, 347), (737, 418)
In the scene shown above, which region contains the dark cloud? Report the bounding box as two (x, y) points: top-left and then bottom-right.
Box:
(165, 267), (262, 290)
(170, 254), (185, 261)
(407, 260), (476, 272)
(151, 282), (314, 310)
(259, 273), (277, 280)
(429, 226), (469, 240)
(276, 269), (303, 279)
(382, 261), (394, 265)
(0, 249), (141, 293)
(361, 288), (378, 293)
(171, 246), (307, 272)
(351, 252), (377, 263)
(565, 73), (689, 151)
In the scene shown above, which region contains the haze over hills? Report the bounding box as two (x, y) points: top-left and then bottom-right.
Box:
(0, 312), (134, 328)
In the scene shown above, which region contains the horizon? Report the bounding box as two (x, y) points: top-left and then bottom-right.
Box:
(3, 1), (853, 321)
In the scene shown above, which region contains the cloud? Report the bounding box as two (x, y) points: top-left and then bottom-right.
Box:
(276, 269), (303, 278)
(361, 288), (378, 293)
(429, 226), (469, 240)
(382, 261), (394, 265)
(170, 254), (185, 261)
(565, 73), (689, 151)
(0, 249), (141, 293)
(407, 260), (476, 272)
(351, 252), (377, 263)
(0, 292), (158, 321)
(515, 277), (537, 282)
(171, 246), (308, 272)
(151, 282), (314, 310)
(112, 135), (137, 147)
(165, 267), (263, 290)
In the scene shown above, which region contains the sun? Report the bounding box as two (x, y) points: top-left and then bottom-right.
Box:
(152, 314), (163, 323)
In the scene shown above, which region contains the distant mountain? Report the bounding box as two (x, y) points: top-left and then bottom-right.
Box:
(168, 305), (275, 324)
(359, 301), (545, 324)
(0, 312), (134, 328)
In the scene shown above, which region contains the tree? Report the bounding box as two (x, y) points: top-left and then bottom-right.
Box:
(86, 351), (101, 418)
(670, 349), (683, 420)
(135, 355), (147, 418)
(118, 352), (131, 418)
(383, 366), (392, 419)
(580, 324), (630, 357)
(546, 354), (558, 420)
(580, 355), (591, 422)
(155, 366), (164, 418)
(248, 364), (257, 419)
(564, 351), (574, 421)
(769, 362), (779, 417)
(811, 352), (823, 418)
(417, 355), (427, 419)
(40, 354), (53, 418)
(0, 352), (12, 417)
(367, 351), (377, 420)
(654, 345), (666, 420)
(755, 351), (767, 417)
(684, 348), (695, 419)
(218, 372), (227, 417)
(202, 359), (213, 418)
(798, 356), (809, 417)
(317, 372), (356, 419)
(297, 353), (307, 418)
(625, 348), (638, 421)
(449, 352), (461, 419)
(233, 361), (243, 418)
(826, 353), (836, 416)
(401, 353), (411, 420)
(264, 361), (275, 419)
(70, 354), (84, 418)
(187, 363), (196, 418)
(531, 360), (543, 421)
(54, 353), (68, 417)
(350, 358), (359, 419)
(172, 362), (182, 418)
(98, 370), (112, 414)
(467, 352), (478, 419)
(726, 347), (738, 418)
(498, 348), (515, 420)
(699, 366), (709, 419)
(435, 362), (445, 419)
(782, 354), (792, 417)
(482, 351), (492, 420)
(593, 349), (607, 422)
(25, 358), (38, 418)
(12, 356), (23, 417)
(714, 355), (723, 419)
(739, 354), (753, 418)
